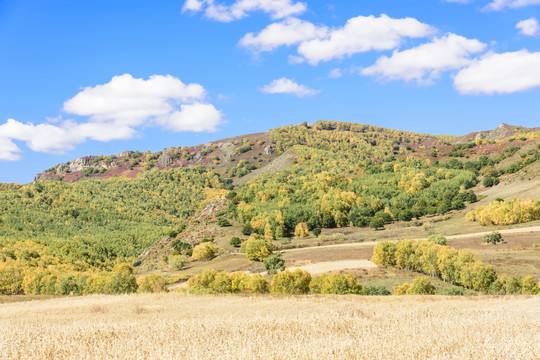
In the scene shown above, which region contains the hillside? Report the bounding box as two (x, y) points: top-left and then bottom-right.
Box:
(1, 121), (540, 295)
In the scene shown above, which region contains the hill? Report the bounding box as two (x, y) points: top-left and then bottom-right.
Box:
(1, 121), (539, 295)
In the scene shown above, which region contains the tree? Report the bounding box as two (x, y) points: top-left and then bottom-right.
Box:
(294, 222), (309, 237)
(192, 242), (218, 261)
(372, 241), (397, 266)
(369, 217), (385, 230)
(312, 227), (322, 237)
(483, 232), (503, 245)
(393, 283), (412, 295)
(264, 253), (285, 274)
(244, 236), (272, 262)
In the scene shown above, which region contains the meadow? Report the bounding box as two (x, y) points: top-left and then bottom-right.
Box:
(0, 293), (538, 359)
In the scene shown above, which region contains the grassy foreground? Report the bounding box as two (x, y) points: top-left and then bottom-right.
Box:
(1, 294), (538, 359)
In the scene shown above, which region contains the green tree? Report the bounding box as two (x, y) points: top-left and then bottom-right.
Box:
(263, 253), (285, 274)
(369, 217), (385, 230)
(483, 232), (503, 245)
(409, 276), (436, 295)
(372, 241), (397, 266)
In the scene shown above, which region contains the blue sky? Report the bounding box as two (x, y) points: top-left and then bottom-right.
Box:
(0, 0), (539, 184)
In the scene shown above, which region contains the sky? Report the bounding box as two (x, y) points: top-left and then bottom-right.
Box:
(0, 0), (539, 184)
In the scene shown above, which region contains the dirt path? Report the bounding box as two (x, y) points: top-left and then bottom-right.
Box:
(282, 225), (540, 253)
(287, 260), (377, 274)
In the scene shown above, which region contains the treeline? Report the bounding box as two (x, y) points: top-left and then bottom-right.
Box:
(466, 198), (540, 225)
(0, 263), (168, 295)
(372, 240), (540, 294)
(187, 269), (391, 296)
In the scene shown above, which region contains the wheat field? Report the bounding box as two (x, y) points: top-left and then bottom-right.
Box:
(0, 294), (538, 359)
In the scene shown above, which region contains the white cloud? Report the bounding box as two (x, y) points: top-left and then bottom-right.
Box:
(454, 50), (540, 94)
(297, 14), (436, 65)
(486, 0), (540, 10)
(328, 68), (343, 78)
(182, 0), (307, 22)
(0, 136), (22, 161)
(0, 74), (223, 161)
(361, 34), (486, 84)
(261, 78), (320, 97)
(516, 17), (540, 36)
(239, 18), (328, 52)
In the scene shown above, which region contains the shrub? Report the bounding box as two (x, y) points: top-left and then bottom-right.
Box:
(483, 232), (503, 245)
(521, 276), (539, 295)
(137, 274), (167, 293)
(247, 274), (269, 294)
(229, 237), (242, 247)
(483, 176), (499, 188)
(192, 242), (218, 261)
(187, 269), (217, 294)
(242, 223), (253, 236)
(312, 228), (322, 237)
(309, 274), (363, 295)
(263, 253), (285, 274)
(168, 254), (187, 269)
(409, 276), (436, 295)
(369, 217), (385, 230)
(270, 270), (311, 295)
(393, 283), (412, 295)
(217, 218), (232, 227)
(427, 234), (447, 246)
(363, 285), (391, 296)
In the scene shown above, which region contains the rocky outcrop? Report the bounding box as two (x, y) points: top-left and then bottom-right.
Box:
(158, 151), (174, 166)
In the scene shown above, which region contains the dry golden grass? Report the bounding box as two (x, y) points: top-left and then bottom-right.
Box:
(1, 294), (538, 359)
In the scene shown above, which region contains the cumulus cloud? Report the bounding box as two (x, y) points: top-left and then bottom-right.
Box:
(297, 14), (436, 65)
(361, 34), (486, 84)
(486, 0), (540, 10)
(182, 0), (307, 22)
(261, 78), (320, 97)
(516, 17), (540, 36)
(239, 18), (328, 52)
(0, 74), (222, 161)
(454, 50), (540, 94)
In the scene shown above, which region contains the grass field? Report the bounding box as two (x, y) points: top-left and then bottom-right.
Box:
(0, 294), (538, 360)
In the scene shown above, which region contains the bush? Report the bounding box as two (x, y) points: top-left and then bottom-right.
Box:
(393, 283), (412, 295)
(394, 277), (435, 295)
(427, 234), (447, 246)
(242, 223), (253, 236)
(229, 237), (242, 247)
(137, 274), (167, 293)
(521, 275), (539, 295)
(369, 217), (385, 230)
(192, 242), (218, 261)
(483, 232), (503, 245)
(168, 254), (187, 269)
(363, 285), (391, 296)
(312, 228), (322, 237)
(217, 218), (232, 227)
(309, 274), (363, 295)
(186, 270), (269, 294)
(483, 176), (499, 188)
(263, 253), (285, 274)
(410, 276), (436, 295)
(270, 270), (311, 295)
(187, 269), (217, 294)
